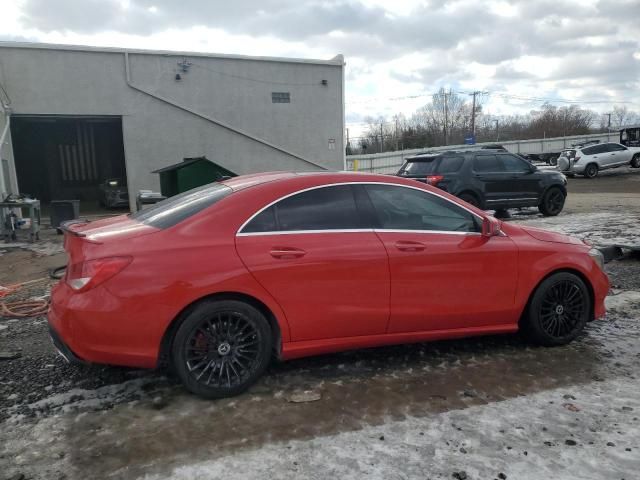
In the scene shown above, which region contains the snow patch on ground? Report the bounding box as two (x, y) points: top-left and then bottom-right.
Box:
(515, 211), (640, 247)
(0, 241), (64, 256)
(4, 376), (158, 422)
(606, 290), (640, 312)
(141, 377), (640, 480)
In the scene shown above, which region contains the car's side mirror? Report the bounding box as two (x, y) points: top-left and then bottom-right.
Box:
(482, 216), (502, 237)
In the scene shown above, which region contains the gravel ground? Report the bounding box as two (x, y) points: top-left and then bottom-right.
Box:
(1, 208), (639, 480)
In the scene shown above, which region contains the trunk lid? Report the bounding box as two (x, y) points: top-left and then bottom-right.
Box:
(62, 215), (158, 264)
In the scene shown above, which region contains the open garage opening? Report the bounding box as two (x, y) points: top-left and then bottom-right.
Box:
(10, 115), (129, 214)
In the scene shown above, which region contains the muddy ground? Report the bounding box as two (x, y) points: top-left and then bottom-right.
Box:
(1, 167), (639, 480)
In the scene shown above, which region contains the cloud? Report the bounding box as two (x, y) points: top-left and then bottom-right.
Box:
(6, 0), (640, 120)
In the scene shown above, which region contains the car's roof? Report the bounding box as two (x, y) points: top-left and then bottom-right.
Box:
(220, 170), (421, 191)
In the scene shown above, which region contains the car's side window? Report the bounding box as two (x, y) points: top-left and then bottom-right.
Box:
(241, 185), (362, 233)
(438, 155), (465, 173)
(608, 143), (626, 151)
(365, 184), (480, 233)
(473, 155), (504, 173)
(592, 145), (608, 154)
(500, 154), (531, 173)
(581, 146), (597, 155)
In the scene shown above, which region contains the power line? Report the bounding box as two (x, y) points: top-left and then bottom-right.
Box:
(346, 89), (636, 106)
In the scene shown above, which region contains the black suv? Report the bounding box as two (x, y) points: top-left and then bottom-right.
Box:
(396, 149), (568, 216)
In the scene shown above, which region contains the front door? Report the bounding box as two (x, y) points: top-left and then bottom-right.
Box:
(471, 154), (520, 207)
(235, 184), (390, 341)
(362, 183), (519, 333)
(606, 143), (632, 166)
(498, 154), (541, 205)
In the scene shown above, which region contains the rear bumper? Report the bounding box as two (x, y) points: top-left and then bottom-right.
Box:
(48, 324), (86, 364)
(47, 280), (159, 369)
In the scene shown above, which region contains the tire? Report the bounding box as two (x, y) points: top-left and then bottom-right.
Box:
(584, 163), (598, 178)
(458, 192), (480, 208)
(521, 272), (590, 346)
(631, 154), (640, 169)
(171, 299), (273, 398)
(538, 187), (565, 216)
(549, 156), (558, 166)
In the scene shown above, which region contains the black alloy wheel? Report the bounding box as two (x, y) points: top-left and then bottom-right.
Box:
(538, 188), (565, 216)
(523, 272), (590, 346)
(172, 300), (272, 398)
(584, 163), (598, 178)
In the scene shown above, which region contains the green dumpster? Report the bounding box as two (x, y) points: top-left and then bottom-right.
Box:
(152, 157), (237, 197)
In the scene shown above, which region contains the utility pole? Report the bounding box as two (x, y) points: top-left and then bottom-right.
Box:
(469, 91), (480, 137)
(494, 119), (499, 142)
(346, 128), (350, 156)
(443, 90), (449, 146)
(395, 117), (399, 151)
(380, 122), (384, 153)
(606, 112), (612, 141)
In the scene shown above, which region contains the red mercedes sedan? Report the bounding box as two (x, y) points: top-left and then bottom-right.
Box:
(48, 172), (609, 398)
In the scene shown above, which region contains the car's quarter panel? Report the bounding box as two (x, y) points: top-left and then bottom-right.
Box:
(235, 232), (390, 341)
(376, 231), (519, 333)
(49, 196), (295, 368)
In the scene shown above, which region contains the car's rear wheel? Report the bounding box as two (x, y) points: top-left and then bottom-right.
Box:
(584, 163), (598, 178)
(458, 192), (480, 208)
(522, 272), (590, 346)
(538, 187), (565, 216)
(631, 154), (640, 168)
(171, 300), (272, 398)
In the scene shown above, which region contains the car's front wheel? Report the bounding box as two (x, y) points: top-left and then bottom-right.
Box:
(538, 187), (565, 216)
(171, 299), (273, 398)
(631, 154), (640, 169)
(522, 272), (590, 346)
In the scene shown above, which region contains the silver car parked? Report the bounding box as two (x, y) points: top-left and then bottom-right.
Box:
(558, 141), (640, 178)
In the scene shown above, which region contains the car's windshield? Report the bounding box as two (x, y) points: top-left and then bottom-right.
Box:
(130, 182), (232, 229)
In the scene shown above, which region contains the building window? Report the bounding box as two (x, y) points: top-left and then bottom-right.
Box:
(272, 92), (291, 103)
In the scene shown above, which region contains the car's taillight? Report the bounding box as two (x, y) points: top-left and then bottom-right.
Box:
(66, 256), (132, 292)
(425, 175), (444, 186)
(574, 156), (581, 162)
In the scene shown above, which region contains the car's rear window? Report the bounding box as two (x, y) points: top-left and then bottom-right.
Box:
(130, 183), (232, 229)
(397, 157), (437, 176)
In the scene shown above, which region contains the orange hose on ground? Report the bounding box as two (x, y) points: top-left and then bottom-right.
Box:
(0, 299), (49, 317)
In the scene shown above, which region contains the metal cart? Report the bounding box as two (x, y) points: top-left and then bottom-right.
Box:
(0, 199), (41, 242)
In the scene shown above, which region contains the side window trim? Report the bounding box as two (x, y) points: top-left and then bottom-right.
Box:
(237, 182), (484, 236)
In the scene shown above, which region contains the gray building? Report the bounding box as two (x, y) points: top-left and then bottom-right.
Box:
(0, 42), (345, 210)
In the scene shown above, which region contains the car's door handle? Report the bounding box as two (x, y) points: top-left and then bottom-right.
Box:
(394, 240), (426, 252)
(270, 247), (306, 259)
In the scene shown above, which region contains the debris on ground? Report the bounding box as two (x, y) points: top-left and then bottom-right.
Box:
(287, 390), (322, 403)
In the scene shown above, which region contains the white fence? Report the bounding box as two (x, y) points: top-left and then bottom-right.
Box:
(346, 132), (616, 174)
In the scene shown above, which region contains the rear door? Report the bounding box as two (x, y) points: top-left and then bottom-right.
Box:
(235, 184), (390, 341)
(363, 183), (518, 333)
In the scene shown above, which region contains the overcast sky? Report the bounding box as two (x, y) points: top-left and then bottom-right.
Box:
(1, 0), (639, 135)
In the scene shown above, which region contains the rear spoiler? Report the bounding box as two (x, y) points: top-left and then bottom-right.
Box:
(59, 219), (90, 237)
